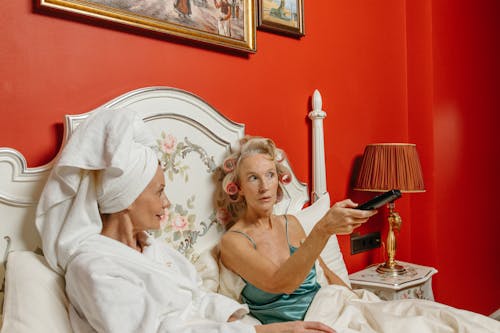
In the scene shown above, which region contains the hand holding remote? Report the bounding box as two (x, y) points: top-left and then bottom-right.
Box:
(355, 189), (402, 210)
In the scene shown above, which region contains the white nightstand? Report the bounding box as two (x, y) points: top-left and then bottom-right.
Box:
(348, 261), (437, 301)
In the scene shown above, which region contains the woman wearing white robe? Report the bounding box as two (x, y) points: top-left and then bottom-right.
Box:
(35, 107), (335, 333)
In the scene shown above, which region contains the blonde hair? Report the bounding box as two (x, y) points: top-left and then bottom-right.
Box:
(214, 136), (291, 228)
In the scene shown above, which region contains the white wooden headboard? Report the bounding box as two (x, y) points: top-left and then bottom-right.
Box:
(0, 87), (328, 283)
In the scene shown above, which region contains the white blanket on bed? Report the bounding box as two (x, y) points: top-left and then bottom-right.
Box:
(65, 235), (255, 333)
(305, 285), (500, 333)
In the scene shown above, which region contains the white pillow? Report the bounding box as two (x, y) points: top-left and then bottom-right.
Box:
(193, 248), (221, 293)
(1, 251), (72, 333)
(217, 252), (246, 301)
(294, 193), (351, 287)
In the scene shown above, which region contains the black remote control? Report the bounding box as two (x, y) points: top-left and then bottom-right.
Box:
(355, 189), (402, 210)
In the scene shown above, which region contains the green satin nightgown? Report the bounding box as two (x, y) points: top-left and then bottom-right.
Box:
(230, 216), (321, 324)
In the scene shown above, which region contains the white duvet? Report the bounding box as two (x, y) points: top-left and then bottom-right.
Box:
(305, 285), (500, 333)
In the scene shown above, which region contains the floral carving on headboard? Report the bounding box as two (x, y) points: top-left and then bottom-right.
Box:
(153, 131), (227, 262)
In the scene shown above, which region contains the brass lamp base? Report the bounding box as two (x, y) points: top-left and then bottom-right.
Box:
(376, 202), (407, 276)
(376, 262), (407, 275)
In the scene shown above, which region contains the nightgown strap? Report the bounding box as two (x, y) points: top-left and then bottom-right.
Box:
(229, 215), (291, 250)
(229, 230), (257, 249)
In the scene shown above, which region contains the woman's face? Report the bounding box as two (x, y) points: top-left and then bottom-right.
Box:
(128, 165), (170, 232)
(238, 153), (279, 213)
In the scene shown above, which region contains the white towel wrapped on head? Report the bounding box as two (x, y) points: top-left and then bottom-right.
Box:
(35, 108), (158, 274)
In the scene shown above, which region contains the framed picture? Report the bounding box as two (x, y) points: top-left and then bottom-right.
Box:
(258, 0), (304, 37)
(38, 0), (256, 52)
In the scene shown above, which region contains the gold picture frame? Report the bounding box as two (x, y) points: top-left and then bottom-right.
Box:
(38, 0), (256, 53)
(258, 0), (304, 37)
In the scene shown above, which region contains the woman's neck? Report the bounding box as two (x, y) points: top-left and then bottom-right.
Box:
(243, 209), (274, 229)
(100, 212), (141, 252)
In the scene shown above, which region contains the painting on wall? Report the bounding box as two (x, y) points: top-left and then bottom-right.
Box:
(258, 0), (304, 37)
(37, 0), (256, 52)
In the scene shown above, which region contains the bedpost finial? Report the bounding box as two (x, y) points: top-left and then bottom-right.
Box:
(309, 89), (326, 120)
(312, 89), (322, 111)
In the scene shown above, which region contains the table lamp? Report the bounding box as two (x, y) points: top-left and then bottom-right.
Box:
(354, 143), (425, 275)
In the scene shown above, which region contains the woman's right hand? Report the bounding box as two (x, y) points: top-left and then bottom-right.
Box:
(315, 199), (377, 235)
(255, 321), (336, 333)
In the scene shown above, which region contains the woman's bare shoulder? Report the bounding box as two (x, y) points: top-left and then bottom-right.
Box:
(220, 228), (238, 245)
(285, 214), (305, 230)
(220, 222), (253, 249)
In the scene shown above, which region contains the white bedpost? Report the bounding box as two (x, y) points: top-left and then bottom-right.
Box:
(308, 89), (328, 203)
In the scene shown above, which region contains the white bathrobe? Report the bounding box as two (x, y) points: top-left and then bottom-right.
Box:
(66, 234), (254, 333)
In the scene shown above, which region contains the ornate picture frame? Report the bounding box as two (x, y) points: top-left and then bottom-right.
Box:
(258, 0), (304, 37)
(37, 0), (256, 52)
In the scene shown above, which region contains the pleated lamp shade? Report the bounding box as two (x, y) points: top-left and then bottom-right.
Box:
(354, 143), (425, 193)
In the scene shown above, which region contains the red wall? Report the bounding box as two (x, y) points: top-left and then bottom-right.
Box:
(406, 0), (500, 315)
(430, 0), (499, 314)
(1, 0), (498, 315)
